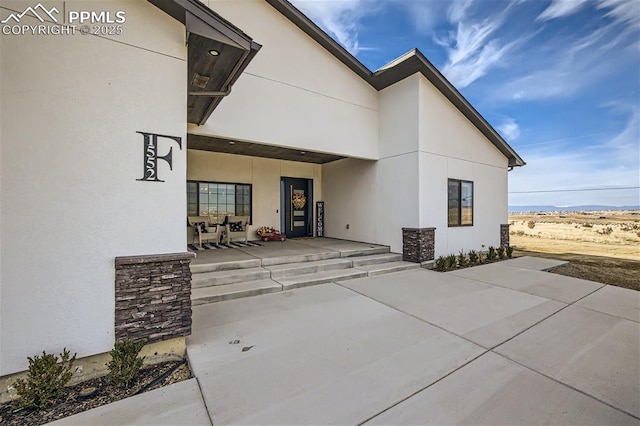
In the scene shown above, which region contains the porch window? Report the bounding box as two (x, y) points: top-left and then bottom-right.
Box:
(448, 179), (473, 227)
(187, 181), (251, 224)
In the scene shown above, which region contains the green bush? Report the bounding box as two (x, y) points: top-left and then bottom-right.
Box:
(457, 251), (468, 268)
(506, 245), (514, 258)
(107, 339), (146, 388)
(434, 256), (447, 272)
(487, 246), (497, 261)
(446, 254), (457, 270)
(468, 250), (479, 265)
(13, 349), (76, 409)
(497, 246), (506, 259)
(527, 221), (536, 229)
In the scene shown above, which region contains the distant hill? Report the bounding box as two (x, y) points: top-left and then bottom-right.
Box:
(509, 205), (640, 213)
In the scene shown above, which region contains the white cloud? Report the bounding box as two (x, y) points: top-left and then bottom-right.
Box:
(537, 0), (639, 27)
(537, 0), (589, 21)
(404, 1), (448, 35)
(500, 13), (637, 102)
(290, 0), (377, 55)
(497, 117), (521, 141)
(436, 3), (520, 88)
(447, 0), (473, 22)
(597, 0), (640, 28)
(510, 106), (640, 206)
(601, 105), (640, 168)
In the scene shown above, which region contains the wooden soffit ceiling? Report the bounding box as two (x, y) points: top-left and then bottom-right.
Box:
(188, 134), (346, 164)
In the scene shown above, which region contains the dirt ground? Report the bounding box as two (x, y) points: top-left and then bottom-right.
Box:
(509, 211), (640, 290)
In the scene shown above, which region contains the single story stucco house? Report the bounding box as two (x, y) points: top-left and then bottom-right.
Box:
(0, 0), (524, 383)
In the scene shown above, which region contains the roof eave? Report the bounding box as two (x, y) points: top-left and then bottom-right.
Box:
(374, 50), (525, 168)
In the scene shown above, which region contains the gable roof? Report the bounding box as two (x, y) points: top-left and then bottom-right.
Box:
(265, 0), (525, 167)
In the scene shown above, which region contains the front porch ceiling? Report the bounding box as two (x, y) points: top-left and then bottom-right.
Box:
(187, 134), (346, 164)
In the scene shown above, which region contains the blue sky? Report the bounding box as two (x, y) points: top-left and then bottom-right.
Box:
(291, 0), (640, 207)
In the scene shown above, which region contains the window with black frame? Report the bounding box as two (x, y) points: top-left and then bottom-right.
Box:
(187, 181), (251, 224)
(448, 179), (473, 226)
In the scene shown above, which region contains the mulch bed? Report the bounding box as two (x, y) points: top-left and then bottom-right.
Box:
(0, 361), (191, 426)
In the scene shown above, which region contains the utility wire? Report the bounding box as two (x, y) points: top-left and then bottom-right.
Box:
(509, 186), (639, 194)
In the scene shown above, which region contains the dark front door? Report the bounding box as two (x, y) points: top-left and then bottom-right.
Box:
(282, 177), (313, 238)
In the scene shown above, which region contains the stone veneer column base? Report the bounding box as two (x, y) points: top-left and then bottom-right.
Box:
(115, 252), (195, 343)
(402, 227), (436, 263)
(500, 224), (510, 247)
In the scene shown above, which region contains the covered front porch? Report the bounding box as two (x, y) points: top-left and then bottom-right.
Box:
(188, 237), (420, 305)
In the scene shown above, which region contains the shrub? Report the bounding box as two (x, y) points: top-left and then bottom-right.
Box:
(107, 339), (145, 389)
(434, 256), (447, 272)
(446, 254), (457, 270)
(497, 246), (506, 259)
(527, 221), (536, 229)
(487, 246), (497, 261)
(457, 251), (468, 268)
(506, 245), (514, 258)
(13, 349), (76, 409)
(468, 250), (479, 265)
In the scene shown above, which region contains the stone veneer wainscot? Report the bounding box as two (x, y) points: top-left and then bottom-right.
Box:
(500, 224), (510, 247)
(114, 252), (195, 343)
(402, 227), (436, 263)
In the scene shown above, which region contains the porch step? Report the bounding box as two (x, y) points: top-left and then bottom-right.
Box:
(266, 258), (353, 279)
(191, 258), (261, 274)
(275, 269), (368, 291)
(192, 267), (270, 288)
(340, 246), (390, 258)
(260, 251), (340, 267)
(355, 261), (420, 277)
(350, 253), (402, 267)
(192, 279), (282, 305)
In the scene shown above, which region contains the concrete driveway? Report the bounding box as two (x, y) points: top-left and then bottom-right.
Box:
(188, 257), (639, 425)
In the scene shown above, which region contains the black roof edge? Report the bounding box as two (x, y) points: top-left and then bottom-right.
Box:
(264, 0), (373, 82)
(149, 0), (258, 47)
(264, 0), (524, 168)
(376, 49), (525, 167)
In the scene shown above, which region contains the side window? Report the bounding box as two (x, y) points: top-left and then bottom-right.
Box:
(448, 179), (473, 226)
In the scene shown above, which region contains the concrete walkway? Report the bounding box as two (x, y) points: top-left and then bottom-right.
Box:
(52, 257), (639, 425)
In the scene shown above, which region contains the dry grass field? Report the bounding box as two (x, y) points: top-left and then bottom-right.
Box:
(508, 210), (640, 290)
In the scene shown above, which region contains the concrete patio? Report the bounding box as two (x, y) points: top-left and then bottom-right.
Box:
(52, 256), (639, 425)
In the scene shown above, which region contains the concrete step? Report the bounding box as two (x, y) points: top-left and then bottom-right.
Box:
(275, 269), (368, 291)
(266, 258), (353, 279)
(355, 261), (420, 277)
(191, 258), (261, 274)
(340, 246), (390, 258)
(350, 253), (402, 267)
(192, 279), (282, 305)
(260, 251), (341, 267)
(192, 267), (270, 288)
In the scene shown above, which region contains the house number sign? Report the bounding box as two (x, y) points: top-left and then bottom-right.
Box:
(136, 131), (182, 182)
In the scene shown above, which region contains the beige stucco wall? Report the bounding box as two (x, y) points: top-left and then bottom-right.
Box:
(187, 149), (321, 240)
(321, 159), (378, 244)
(374, 75), (421, 252)
(189, 0), (379, 159)
(0, 1), (187, 375)
(417, 75), (509, 255)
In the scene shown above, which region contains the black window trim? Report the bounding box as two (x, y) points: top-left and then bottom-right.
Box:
(448, 178), (474, 227)
(187, 180), (253, 225)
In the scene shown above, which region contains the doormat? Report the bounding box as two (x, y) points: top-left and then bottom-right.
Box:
(188, 241), (262, 251)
